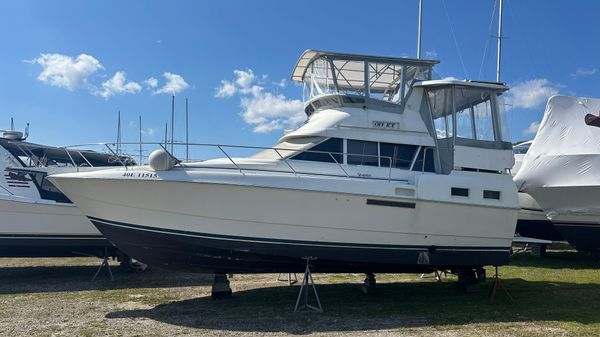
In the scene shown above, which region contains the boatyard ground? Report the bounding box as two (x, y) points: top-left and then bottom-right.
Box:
(1, 248), (599, 337)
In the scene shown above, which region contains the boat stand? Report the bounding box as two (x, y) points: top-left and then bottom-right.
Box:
(276, 273), (298, 285)
(361, 272), (377, 294)
(92, 247), (114, 281)
(488, 266), (513, 304)
(211, 273), (232, 299)
(294, 257), (323, 312)
(420, 270), (445, 282)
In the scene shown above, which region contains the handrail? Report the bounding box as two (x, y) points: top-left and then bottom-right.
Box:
(59, 141), (416, 182)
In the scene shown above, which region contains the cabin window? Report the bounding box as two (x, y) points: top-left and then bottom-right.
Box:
(455, 107), (475, 139)
(428, 88), (453, 139)
(379, 143), (418, 169)
(412, 147), (435, 172)
(473, 98), (495, 141)
(454, 87), (497, 141)
(495, 95), (511, 141)
(347, 140), (379, 166)
(291, 138), (343, 163)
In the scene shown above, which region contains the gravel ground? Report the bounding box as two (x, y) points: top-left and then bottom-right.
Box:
(0, 252), (598, 337)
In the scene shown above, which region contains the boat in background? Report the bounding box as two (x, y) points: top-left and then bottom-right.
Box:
(0, 124), (135, 258)
(515, 95), (600, 257)
(512, 141), (563, 241)
(50, 50), (519, 287)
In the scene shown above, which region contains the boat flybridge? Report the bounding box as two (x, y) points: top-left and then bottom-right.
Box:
(0, 128), (135, 259)
(50, 50), (519, 289)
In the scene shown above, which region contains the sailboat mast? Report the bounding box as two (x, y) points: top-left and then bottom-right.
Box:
(496, 0), (503, 82)
(170, 95), (175, 153)
(417, 0), (423, 59)
(116, 111), (121, 155)
(139, 115), (142, 164)
(185, 97), (189, 162)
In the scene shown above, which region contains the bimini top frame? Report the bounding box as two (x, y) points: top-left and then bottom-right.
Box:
(291, 50), (439, 106)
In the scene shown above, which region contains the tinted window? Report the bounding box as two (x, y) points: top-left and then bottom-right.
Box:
(291, 138), (343, 163)
(379, 143), (418, 169)
(413, 147), (435, 173)
(347, 140), (378, 166)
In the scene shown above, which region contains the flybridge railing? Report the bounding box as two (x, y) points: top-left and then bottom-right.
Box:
(60, 142), (432, 182)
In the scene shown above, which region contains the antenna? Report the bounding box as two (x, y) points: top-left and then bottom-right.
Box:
(10, 117), (14, 131)
(164, 122), (168, 148)
(139, 115), (142, 165)
(24, 123), (29, 140)
(170, 95), (175, 154)
(185, 97), (189, 162)
(496, 0), (504, 82)
(417, 0), (423, 59)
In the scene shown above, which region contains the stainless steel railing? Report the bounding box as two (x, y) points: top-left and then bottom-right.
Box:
(59, 141), (432, 182)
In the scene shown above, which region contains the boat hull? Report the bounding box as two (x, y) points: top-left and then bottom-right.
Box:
(50, 170), (517, 273)
(0, 197), (115, 257)
(516, 193), (563, 241)
(90, 216), (509, 273)
(552, 216), (600, 257)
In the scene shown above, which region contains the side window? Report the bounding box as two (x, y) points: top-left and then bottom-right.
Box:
(428, 88), (453, 139)
(473, 99), (495, 141)
(380, 143), (418, 169)
(347, 140), (378, 166)
(291, 138), (343, 163)
(413, 147), (435, 173)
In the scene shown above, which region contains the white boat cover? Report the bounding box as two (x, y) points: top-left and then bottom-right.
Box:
(514, 95), (600, 214)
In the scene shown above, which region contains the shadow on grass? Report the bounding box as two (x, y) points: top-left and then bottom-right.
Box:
(510, 250), (600, 269)
(106, 278), (600, 333)
(0, 264), (211, 294)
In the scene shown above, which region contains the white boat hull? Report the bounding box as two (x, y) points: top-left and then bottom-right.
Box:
(0, 196), (113, 257)
(50, 168), (518, 273)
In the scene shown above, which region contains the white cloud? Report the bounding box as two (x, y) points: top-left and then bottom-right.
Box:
(141, 127), (156, 136)
(234, 69), (255, 88)
(144, 77), (158, 89)
(275, 79), (287, 88)
(571, 67), (597, 78)
(29, 53), (102, 91)
(215, 80), (236, 98)
(215, 68), (304, 133)
(96, 71), (141, 98)
(524, 121), (540, 135)
(154, 72), (189, 95)
(240, 92), (304, 133)
(505, 79), (560, 110)
(425, 50), (438, 59)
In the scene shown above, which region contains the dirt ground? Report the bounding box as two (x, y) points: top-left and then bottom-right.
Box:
(0, 251), (599, 337)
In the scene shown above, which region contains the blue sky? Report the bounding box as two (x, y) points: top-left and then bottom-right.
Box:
(1, 0), (599, 149)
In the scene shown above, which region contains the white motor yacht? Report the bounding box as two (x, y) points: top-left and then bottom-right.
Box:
(515, 95), (600, 256)
(50, 51), (519, 281)
(0, 129), (134, 258)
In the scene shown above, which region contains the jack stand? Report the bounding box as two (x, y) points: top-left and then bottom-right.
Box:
(277, 273), (298, 285)
(488, 266), (513, 304)
(211, 273), (232, 299)
(361, 272), (377, 294)
(294, 257), (323, 312)
(92, 247), (114, 281)
(420, 270), (443, 282)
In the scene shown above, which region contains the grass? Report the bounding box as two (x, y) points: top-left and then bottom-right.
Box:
(0, 249), (599, 336)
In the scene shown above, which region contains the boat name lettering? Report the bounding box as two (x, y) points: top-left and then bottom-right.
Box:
(357, 173), (372, 178)
(122, 172), (157, 178)
(372, 121), (400, 129)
